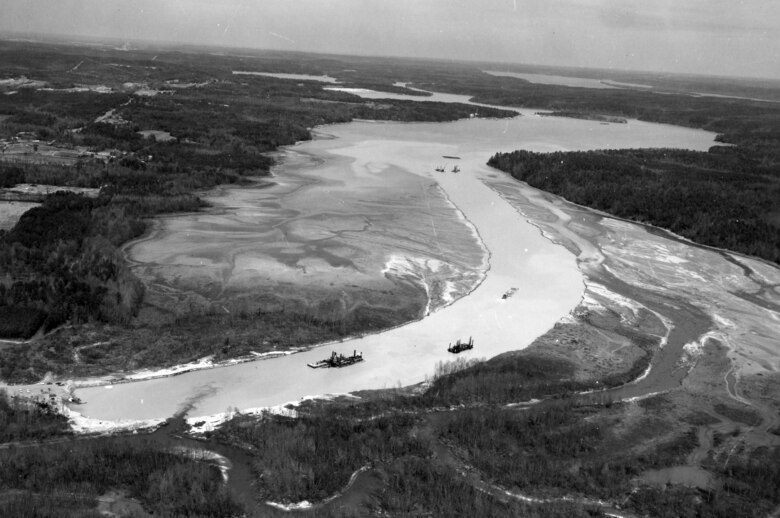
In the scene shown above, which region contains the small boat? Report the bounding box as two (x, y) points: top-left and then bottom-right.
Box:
(452, 166), (460, 173)
(435, 165), (445, 172)
(447, 337), (474, 354)
(501, 287), (518, 300)
(308, 350), (364, 368)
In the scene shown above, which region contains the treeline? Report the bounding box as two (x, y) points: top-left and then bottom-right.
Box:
(0, 89), (131, 142)
(214, 406), (598, 516)
(423, 353), (579, 404)
(441, 403), (779, 517)
(488, 148), (780, 263)
(439, 404), (696, 500)
(628, 446), (780, 518)
(0, 192), (146, 339)
(214, 412), (427, 503)
(0, 438), (243, 517)
(213, 389), (780, 517)
(421, 335), (654, 407)
(0, 42), (513, 349)
(465, 77), (780, 147)
(0, 389), (70, 443)
(361, 456), (594, 518)
(0, 294), (423, 383)
(208, 345), (780, 516)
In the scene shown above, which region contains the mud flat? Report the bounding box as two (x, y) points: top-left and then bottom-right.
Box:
(483, 70), (622, 89)
(232, 71), (340, 83)
(485, 172), (780, 432)
(70, 103), (722, 424)
(124, 147), (486, 321)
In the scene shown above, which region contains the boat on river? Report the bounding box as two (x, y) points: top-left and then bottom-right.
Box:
(435, 165), (445, 172)
(452, 165), (460, 173)
(308, 350), (364, 368)
(447, 337), (474, 353)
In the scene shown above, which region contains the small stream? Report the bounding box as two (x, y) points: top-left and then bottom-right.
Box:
(64, 84), (759, 512)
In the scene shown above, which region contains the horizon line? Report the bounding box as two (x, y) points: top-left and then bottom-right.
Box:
(2, 30), (780, 85)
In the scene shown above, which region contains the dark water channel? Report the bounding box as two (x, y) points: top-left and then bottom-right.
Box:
(580, 275), (713, 404)
(120, 416), (262, 515)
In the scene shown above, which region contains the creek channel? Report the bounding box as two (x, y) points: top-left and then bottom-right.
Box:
(66, 85), (724, 513)
(74, 88), (718, 423)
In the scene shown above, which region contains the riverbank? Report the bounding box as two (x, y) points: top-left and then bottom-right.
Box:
(68, 97), (724, 424)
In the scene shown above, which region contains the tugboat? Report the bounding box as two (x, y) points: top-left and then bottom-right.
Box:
(451, 165), (460, 173)
(308, 350), (364, 368)
(447, 336), (474, 354)
(435, 165), (445, 172)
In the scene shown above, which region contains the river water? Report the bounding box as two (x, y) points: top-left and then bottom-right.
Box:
(75, 95), (717, 424)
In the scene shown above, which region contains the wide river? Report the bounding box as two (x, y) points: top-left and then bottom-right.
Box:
(75, 91), (717, 425)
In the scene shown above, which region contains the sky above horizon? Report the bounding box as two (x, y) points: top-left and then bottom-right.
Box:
(2, 0), (779, 80)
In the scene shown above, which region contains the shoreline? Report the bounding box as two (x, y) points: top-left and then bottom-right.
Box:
(70, 139), (585, 421)
(62, 184), (719, 434)
(6, 162), (734, 435)
(13, 95), (730, 427)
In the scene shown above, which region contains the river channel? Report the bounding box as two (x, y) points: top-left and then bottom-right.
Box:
(74, 91), (718, 425)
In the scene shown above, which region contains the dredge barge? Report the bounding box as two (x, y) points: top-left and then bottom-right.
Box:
(447, 337), (474, 354)
(308, 350), (364, 369)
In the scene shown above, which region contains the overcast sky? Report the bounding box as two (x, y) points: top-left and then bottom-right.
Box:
(2, 0), (779, 79)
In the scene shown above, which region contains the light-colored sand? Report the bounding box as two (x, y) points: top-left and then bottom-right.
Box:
(0, 201), (38, 230)
(232, 71), (340, 83)
(125, 147), (486, 316)
(74, 110), (718, 424)
(484, 70), (621, 89)
(5, 184), (100, 197)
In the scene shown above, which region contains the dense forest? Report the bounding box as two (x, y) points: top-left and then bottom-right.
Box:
(2, 41), (779, 517)
(0, 191), (147, 338)
(488, 148), (780, 263)
(0, 437), (242, 517)
(0, 389), (70, 443)
(3, 351), (779, 517)
(208, 358), (780, 517)
(0, 41), (514, 344)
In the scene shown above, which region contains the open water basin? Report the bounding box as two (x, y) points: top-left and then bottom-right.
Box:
(76, 107), (717, 423)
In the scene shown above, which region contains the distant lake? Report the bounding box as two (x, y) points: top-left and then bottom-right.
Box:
(484, 70), (780, 103)
(76, 99), (717, 423)
(232, 71), (340, 83)
(484, 70), (621, 89)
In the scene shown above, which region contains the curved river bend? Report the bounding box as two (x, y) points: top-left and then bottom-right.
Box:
(75, 98), (717, 424)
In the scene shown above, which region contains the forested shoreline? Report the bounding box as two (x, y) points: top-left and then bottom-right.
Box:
(488, 148), (780, 263)
(0, 41), (513, 351)
(1, 41), (779, 517)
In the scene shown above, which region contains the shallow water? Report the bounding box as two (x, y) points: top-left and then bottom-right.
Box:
(232, 71), (340, 83)
(484, 70), (620, 89)
(76, 102), (717, 423)
(324, 86), (481, 104)
(127, 145), (485, 316)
